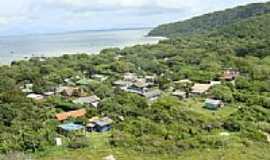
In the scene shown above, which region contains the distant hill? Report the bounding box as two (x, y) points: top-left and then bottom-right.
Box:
(214, 13), (270, 39)
(148, 2), (270, 37)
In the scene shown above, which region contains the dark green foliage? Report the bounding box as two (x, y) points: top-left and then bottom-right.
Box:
(68, 136), (90, 149)
(210, 85), (234, 102)
(149, 2), (270, 37)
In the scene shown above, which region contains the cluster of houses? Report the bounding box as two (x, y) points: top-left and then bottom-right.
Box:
(21, 68), (240, 142)
(171, 79), (224, 110)
(21, 75), (104, 109)
(56, 108), (113, 133)
(113, 73), (162, 102)
(171, 68), (239, 110)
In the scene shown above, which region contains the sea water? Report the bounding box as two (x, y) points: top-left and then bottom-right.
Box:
(0, 28), (165, 65)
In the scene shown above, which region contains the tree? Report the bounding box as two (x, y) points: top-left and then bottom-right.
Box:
(210, 85), (234, 102)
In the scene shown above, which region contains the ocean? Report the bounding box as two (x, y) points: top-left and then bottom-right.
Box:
(0, 28), (165, 65)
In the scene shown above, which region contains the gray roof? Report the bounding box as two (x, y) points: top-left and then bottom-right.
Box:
(172, 90), (186, 97)
(58, 123), (85, 131)
(204, 99), (222, 106)
(143, 89), (161, 99)
(113, 80), (132, 86)
(73, 95), (100, 104)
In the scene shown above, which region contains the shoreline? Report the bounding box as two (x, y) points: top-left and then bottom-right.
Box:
(0, 34), (167, 66)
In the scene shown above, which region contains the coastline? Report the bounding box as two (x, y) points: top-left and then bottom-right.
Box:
(0, 28), (166, 66)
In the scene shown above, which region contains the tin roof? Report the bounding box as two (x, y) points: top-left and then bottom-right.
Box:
(191, 83), (212, 94)
(73, 96), (100, 104)
(204, 99), (222, 106)
(58, 123), (84, 131)
(56, 109), (87, 121)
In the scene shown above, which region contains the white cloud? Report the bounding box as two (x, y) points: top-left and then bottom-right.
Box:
(0, 0), (268, 35)
(0, 17), (9, 25)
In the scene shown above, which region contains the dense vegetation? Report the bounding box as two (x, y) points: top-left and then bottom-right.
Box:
(1, 2), (270, 160)
(149, 1), (270, 37)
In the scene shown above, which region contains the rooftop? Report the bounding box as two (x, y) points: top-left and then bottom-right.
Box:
(58, 123), (85, 131)
(172, 90), (186, 97)
(113, 80), (132, 86)
(27, 94), (44, 100)
(56, 109), (87, 121)
(205, 99), (222, 105)
(73, 95), (100, 104)
(191, 83), (212, 94)
(88, 117), (113, 127)
(174, 79), (193, 84)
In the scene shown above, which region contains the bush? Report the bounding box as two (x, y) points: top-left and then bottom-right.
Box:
(68, 136), (89, 149)
(210, 85), (234, 102)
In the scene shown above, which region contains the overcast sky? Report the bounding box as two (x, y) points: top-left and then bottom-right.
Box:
(0, 0), (268, 36)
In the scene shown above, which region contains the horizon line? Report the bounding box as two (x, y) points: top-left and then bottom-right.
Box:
(0, 27), (154, 38)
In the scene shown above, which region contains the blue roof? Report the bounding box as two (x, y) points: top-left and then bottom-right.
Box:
(58, 123), (85, 131)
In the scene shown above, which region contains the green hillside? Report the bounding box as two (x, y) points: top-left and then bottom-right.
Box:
(148, 2), (270, 37)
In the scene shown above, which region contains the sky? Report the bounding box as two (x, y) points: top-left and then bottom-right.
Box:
(0, 0), (268, 36)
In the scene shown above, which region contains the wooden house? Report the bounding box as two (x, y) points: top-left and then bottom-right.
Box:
(126, 80), (148, 95)
(191, 83), (212, 96)
(86, 117), (113, 132)
(123, 73), (138, 82)
(172, 90), (187, 99)
(113, 80), (133, 90)
(73, 95), (101, 108)
(220, 69), (240, 81)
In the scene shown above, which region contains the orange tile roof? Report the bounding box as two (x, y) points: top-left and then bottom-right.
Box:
(56, 109), (87, 121)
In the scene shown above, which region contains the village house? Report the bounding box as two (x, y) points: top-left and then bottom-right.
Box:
(174, 79), (193, 84)
(72, 95), (101, 108)
(204, 99), (224, 110)
(145, 75), (156, 83)
(191, 83), (212, 96)
(21, 83), (33, 93)
(113, 80), (133, 90)
(43, 91), (55, 97)
(55, 109), (87, 121)
(92, 74), (108, 82)
(58, 123), (85, 133)
(27, 93), (44, 101)
(123, 72), (138, 82)
(126, 79), (149, 95)
(86, 117), (113, 132)
(172, 90), (187, 99)
(56, 86), (87, 97)
(220, 68), (240, 81)
(143, 89), (162, 101)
